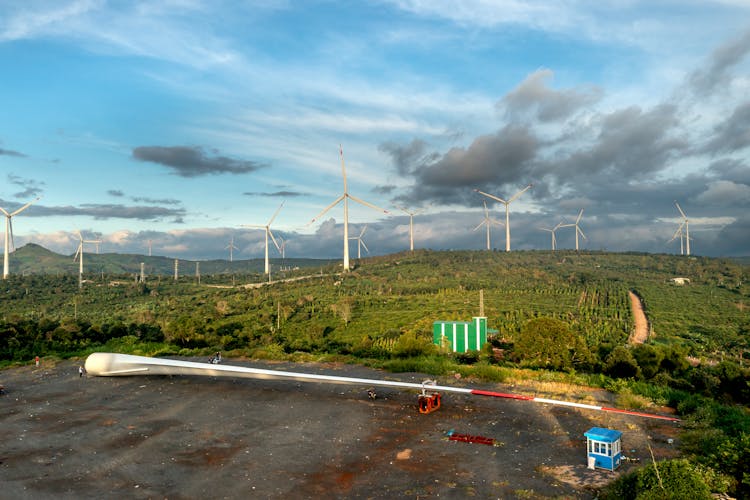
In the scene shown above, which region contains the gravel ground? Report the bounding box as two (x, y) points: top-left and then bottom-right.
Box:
(1, 356), (680, 499)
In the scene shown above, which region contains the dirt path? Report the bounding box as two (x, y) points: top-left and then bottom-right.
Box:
(628, 291), (649, 344)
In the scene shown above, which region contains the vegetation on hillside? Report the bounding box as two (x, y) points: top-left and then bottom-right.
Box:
(1, 249), (749, 497)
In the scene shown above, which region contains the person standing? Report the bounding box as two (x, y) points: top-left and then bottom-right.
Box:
(79, 365), (84, 377)
(35, 356), (40, 367)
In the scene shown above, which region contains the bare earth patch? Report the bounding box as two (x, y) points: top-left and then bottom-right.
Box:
(628, 291), (650, 344)
(1, 357), (680, 499)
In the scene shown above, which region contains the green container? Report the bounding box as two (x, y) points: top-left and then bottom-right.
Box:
(433, 317), (487, 353)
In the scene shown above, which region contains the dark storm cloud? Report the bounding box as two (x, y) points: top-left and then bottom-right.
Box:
(688, 28), (750, 96)
(131, 196), (182, 205)
(372, 184), (396, 195)
(402, 125), (538, 205)
(710, 216), (750, 257)
(242, 191), (306, 197)
(132, 146), (266, 177)
(703, 101), (750, 154)
(7, 174), (44, 198)
(378, 138), (438, 176)
(540, 104), (687, 181)
(107, 189), (125, 197)
(500, 69), (602, 122)
(0, 147), (26, 157)
(13, 200), (186, 222)
(708, 158), (750, 184)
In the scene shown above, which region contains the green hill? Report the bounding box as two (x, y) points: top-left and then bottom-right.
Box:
(9, 243), (336, 276)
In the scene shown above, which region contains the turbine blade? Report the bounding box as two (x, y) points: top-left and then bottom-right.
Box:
(339, 145), (348, 194)
(9, 219), (15, 250)
(674, 201), (687, 219)
(348, 194), (389, 214)
(472, 221), (486, 231)
(361, 240), (369, 253)
(307, 194), (345, 226)
(360, 224), (368, 237)
(10, 196), (41, 217)
(576, 208), (584, 223)
(268, 229), (281, 252)
(0, 207), (9, 217)
(578, 227), (587, 239)
(507, 184), (533, 203)
(474, 189), (507, 204)
(268, 201), (284, 226)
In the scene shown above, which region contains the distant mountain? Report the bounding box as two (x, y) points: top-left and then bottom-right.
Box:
(9, 243), (337, 276)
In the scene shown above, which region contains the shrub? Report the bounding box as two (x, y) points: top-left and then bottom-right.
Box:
(604, 346), (641, 379)
(601, 459), (712, 500)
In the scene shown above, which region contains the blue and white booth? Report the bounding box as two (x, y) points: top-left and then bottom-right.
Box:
(584, 427), (622, 471)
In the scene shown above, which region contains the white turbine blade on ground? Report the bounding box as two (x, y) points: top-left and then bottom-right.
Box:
(348, 194), (389, 215)
(307, 194), (345, 226)
(507, 184), (533, 204)
(268, 201), (284, 226)
(474, 189), (507, 205)
(10, 196), (41, 217)
(84, 353), (681, 422)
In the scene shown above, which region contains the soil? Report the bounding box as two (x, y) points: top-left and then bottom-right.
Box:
(1, 357), (680, 499)
(628, 291), (650, 344)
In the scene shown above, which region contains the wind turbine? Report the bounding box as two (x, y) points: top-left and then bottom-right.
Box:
(668, 222), (686, 255)
(225, 235), (239, 262)
(561, 209), (587, 251)
(244, 202), (284, 274)
(474, 184), (532, 252)
(393, 205), (424, 252)
(473, 201), (504, 250)
(348, 225), (370, 259)
(1, 196), (40, 279)
(308, 146), (389, 271)
(539, 221), (564, 251)
(674, 201), (691, 256)
(73, 231), (102, 289)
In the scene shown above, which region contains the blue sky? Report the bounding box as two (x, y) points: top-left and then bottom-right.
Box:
(1, 1), (749, 265)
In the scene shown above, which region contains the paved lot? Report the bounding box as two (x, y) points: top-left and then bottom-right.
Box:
(1, 357), (680, 499)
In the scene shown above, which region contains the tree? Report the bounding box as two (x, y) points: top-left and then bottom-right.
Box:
(513, 317), (590, 371)
(604, 346), (641, 379)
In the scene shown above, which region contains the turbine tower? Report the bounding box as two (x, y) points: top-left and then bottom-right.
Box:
(225, 235), (239, 262)
(539, 221), (564, 251)
(561, 209), (587, 251)
(244, 202), (284, 274)
(348, 225), (370, 259)
(393, 205), (423, 252)
(308, 146), (389, 271)
(674, 201), (691, 256)
(473, 201), (503, 250)
(73, 231), (102, 289)
(1, 196), (40, 279)
(474, 184), (532, 252)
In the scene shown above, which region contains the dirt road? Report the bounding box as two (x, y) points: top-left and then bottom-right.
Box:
(1, 357), (678, 499)
(628, 291), (650, 344)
